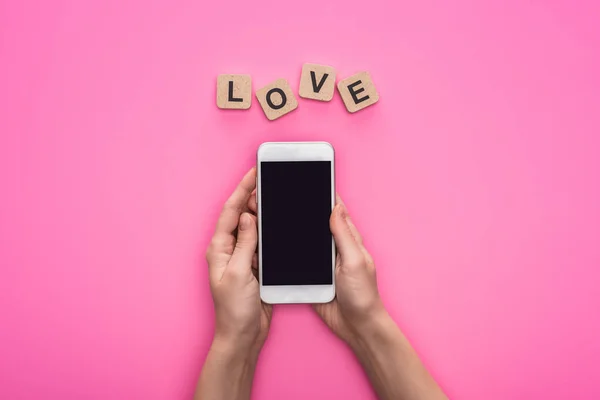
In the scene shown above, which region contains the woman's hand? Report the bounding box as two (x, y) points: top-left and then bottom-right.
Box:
(314, 196), (447, 400)
(205, 167), (272, 356)
(313, 195), (387, 346)
(196, 167), (271, 400)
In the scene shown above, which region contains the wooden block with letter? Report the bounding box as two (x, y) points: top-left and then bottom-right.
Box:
(216, 74), (252, 109)
(255, 79), (298, 121)
(298, 63), (337, 101)
(337, 71), (379, 113)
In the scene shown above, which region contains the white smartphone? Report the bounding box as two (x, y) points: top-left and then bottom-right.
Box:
(257, 142), (336, 304)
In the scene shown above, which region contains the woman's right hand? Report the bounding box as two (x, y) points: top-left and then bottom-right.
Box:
(315, 196), (448, 400)
(313, 195), (389, 346)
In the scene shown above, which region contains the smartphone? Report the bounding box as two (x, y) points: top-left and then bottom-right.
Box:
(257, 142), (336, 304)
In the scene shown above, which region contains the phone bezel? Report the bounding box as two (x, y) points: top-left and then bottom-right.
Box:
(257, 141), (336, 304)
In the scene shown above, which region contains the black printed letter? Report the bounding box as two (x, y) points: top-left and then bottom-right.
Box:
(266, 88), (287, 110)
(347, 80), (369, 104)
(228, 81), (243, 102)
(310, 71), (329, 93)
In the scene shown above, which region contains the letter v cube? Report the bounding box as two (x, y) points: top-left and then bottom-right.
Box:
(299, 63), (337, 101)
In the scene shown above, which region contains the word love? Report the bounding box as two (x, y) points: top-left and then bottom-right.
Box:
(216, 63), (379, 121)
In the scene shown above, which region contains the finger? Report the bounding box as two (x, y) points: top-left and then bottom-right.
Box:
(228, 212), (258, 275)
(251, 253), (258, 280)
(248, 191), (257, 214)
(346, 218), (362, 245)
(330, 204), (365, 270)
(212, 168), (256, 246)
(336, 194), (363, 245)
(246, 213), (257, 226)
(246, 214), (259, 271)
(336, 196), (374, 266)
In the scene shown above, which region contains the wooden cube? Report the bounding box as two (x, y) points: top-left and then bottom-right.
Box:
(298, 63), (337, 101)
(216, 74), (252, 109)
(255, 79), (298, 121)
(337, 71), (379, 113)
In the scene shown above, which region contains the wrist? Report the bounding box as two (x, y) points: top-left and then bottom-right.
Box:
(210, 333), (261, 365)
(348, 309), (403, 355)
(198, 333), (260, 400)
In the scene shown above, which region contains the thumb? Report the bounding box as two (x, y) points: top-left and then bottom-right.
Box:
(330, 204), (364, 267)
(229, 213), (257, 272)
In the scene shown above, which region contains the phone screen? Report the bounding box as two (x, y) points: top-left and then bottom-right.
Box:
(260, 161), (333, 286)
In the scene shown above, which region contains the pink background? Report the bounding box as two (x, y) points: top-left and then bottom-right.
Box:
(1, 0), (599, 399)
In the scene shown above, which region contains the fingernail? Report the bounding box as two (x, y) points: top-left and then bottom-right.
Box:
(240, 213), (250, 230)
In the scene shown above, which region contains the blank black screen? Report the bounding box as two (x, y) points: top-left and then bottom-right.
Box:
(260, 161), (333, 285)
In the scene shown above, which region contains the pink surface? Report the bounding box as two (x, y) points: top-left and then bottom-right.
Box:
(1, 0), (599, 399)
